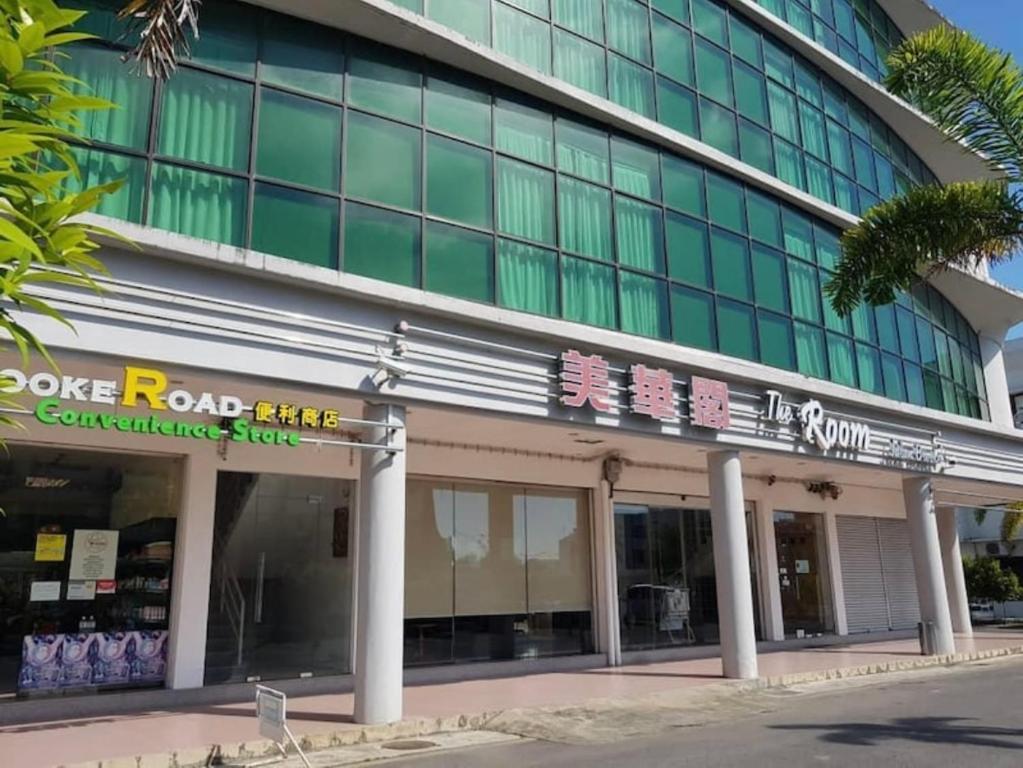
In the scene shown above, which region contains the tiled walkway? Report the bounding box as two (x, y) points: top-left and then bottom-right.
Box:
(2, 630), (1021, 768)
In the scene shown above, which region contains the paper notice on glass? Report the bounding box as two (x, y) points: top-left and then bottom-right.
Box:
(795, 559), (811, 574)
(67, 580), (97, 600)
(35, 534), (67, 562)
(29, 581), (61, 602)
(69, 530), (119, 581)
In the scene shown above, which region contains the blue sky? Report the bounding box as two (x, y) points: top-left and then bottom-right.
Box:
(927, 1), (1023, 336)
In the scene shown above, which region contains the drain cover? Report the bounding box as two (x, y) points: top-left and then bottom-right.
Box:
(382, 739), (439, 751)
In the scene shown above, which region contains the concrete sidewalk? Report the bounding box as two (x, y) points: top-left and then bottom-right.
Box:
(2, 630), (1021, 768)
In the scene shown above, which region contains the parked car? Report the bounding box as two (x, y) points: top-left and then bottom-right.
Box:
(970, 601), (995, 623)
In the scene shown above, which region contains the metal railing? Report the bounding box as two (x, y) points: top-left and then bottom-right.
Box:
(215, 536), (246, 668)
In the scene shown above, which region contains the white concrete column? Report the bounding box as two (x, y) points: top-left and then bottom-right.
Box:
(708, 451), (758, 679)
(166, 454), (218, 689)
(823, 511), (849, 636)
(753, 499), (784, 642)
(937, 507), (973, 637)
(979, 334), (1013, 428)
(354, 403), (407, 725)
(903, 476), (956, 655)
(592, 479), (621, 666)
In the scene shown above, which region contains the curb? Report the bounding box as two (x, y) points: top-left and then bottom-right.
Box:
(60, 644), (1023, 768)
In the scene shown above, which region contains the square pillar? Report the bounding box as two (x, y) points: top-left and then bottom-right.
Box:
(903, 476), (956, 655)
(708, 451), (758, 679)
(823, 511), (849, 636)
(354, 403), (407, 725)
(753, 500), (785, 642)
(937, 507), (973, 636)
(592, 479), (621, 666)
(166, 454), (218, 689)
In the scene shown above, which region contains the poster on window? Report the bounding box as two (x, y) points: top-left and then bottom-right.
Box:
(34, 533), (67, 562)
(69, 530), (119, 581)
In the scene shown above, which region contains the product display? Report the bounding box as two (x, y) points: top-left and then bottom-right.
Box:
(17, 631), (169, 692)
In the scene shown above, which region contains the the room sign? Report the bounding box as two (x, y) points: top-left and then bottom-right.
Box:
(764, 390), (872, 453)
(0, 366), (342, 448)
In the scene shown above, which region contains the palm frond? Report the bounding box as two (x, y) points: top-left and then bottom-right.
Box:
(826, 181), (1023, 315)
(886, 26), (1023, 181)
(118, 0), (200, 80)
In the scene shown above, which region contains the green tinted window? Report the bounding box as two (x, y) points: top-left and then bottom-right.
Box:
(711, 228), (752, 301)
(814, 225), (841, 270)
(692, 0), (728, 46)
(496, 98), (554, 164)
(738, 121), (774, 174)
(857, 343), (884, 394)
(556, 119), (610, 184)
(553, 0), (604, 41)
(775, 140), (806, 190)
(880, 354), (906, 401)
(562, 256), (618, 329)
(498, 158), (555, 244)
(257, 89), (342, 191)
(560, 177), (613, 260)
(252, 184), (338, 267)
(794, 322), (827, 378)
(620, 271), (670, 339)
(508, 0), (550, 18)
(149, 163), (247, 246)
(759, 311), (795, 370)
(788, 259), (821, 322)
(695, 38), (734, 106)
(896, 306), (920, 361)
(654, 15), (695, 86)
(699, 97), (738, 156)
(827, 332), (857, 387)
(554, 29), (608, 97)
(707, 173), (746, 232)
(731, 15), (762, 67)
(662, 155), (705, 216)
(69, 147), (146, 223)
(425, 221), (494, 302)
(498, 239), (559, 316)
(905, 363), (926, 406)
(666, 212), (710, 287)
(734, 60), (768, 125)
(346, 112), (421, 210)
(348, 47), (422, 123)
(495, 2), (552, 74)
(652, 0), (690, 24)
(189, 1), (257, 75)
(767, 81), (799, 142)
(747, 191), (782, 247)
(752, 244), (788, 312)
(782, 208), (815, 261)
(343, 202), (420, 286)
(261, 14), (344, 98)
(158, 68), (252, 171)
(427, 0), (491, 43)
(608, 0), (652, 64)
(609, 54), (656, 118)
(657, 77), (700, 137)
(616, 197), (665, 273)
(613, 138), (662, 200)
(763, 39), (793, 87)
(671, 284), (716, 350)
(427, 135), (493, 228)
(67, 45), (153, 150)
(799, 103), (828, 160)
(717, 299), (757, 361)
(426, 74), (492, 145)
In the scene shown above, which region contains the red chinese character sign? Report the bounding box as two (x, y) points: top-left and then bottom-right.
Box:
(690, 376), (731, 430)
(560, 350), (611, 412)
(629, 364), (676, 421)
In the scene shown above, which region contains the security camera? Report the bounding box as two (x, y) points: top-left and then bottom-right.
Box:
(371, 349), (412, 387)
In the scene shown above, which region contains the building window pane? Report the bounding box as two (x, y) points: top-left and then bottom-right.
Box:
(717, 299), (757, 361)
(775, 140), (806, 190)
(427, 134), (493, 228)
(553, 0), (605, 42)
(559, 177), (613, 261)
(612, 138), (662, 200)
(738, 120), (774, 174)
(348, 46), (422, 124)
(346, 112), (422, 210)
(759, 311), (795, 370)
(692, 0), (728, 46)
(562, 255), (618, 329)
(426, 73), (492, 146)
(795, 322), (827, 378)
(905, 362), (926, 406)
(788, 258), (821, 322)
(782, 208), (815, 261)
(747, 191), (783, 248)
(711, 228), (752, 301)
(752, 244), (788, 313)
(881, 353), (907, 401)
(698, 97), (738, 156)
(608, 0), (652, 64)
(896, 305), (920, 361)
(495, 98), (554, 165)
(427, 0), (491, 44)
(158, 68), (253, 171)
(657, 77), (699, 137)
(767, 81), (799, 143)
(875, 303), (899, 352)
(495, 2), (552, 74)
(554, 29), (608, 97)
(498, 239), (559, 316)
(556, 118), (610, 184)
(763, 38), (794, 87)
(68, 147), (146, 223)
(731, 15), (763, 67)
(149, 163), (247, 246)
(826, 332), (857, 387)
(652, 0), (690, 25)
(616, 197), (666, 274)
(261, 14), (344, 99)
(609, 53), (656, 118)
(662, 155), (705, 216)
(425, 221), (494, 302)
(916, 317), (938, 371)
(695, 38), (733, 106)
(671, 284), (716, 350)
(252, 183), (338, 267)
(620, 271), (670, 339)
(856, 343), (883, 394)
(343, 202), (421, 286)
(257, 88), (342, 192)
(653, 14), (694, 86)
(67, 44), (153, 150)
(805, 156), (834, 204)
(706, 172), (746, 232)
(734, 60), (768, 125)
(666, 211), (711, 287)
(799, 103), (828, 160)
(498, 158), (556, 244)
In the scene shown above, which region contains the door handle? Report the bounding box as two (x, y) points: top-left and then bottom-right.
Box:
(254, 552), (266, 624)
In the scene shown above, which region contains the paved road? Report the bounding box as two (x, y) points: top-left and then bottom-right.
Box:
(383, 658), (1023, 768)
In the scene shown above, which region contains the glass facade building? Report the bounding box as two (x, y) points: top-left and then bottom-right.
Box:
(62, 0), (988, 420)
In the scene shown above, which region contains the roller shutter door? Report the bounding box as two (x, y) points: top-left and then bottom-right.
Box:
(836, 516), (889, 633)
(878, 518), (921, 630)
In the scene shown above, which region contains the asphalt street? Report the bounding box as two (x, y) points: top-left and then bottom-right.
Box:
(380, 657), (1023, 767)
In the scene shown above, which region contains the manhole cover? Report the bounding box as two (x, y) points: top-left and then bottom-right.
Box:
(382, 739), (439, 751)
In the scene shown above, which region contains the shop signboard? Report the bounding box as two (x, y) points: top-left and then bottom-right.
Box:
(763, 390), (872, 453)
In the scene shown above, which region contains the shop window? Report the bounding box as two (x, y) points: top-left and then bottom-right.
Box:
(261, 13), (345, 99)
(251, 184), (339, 268)
(343, 202), (421, 287)
(666, 211), (711, 287)
(607, 0), (652, 64)
(345, 112), (422, 211)
(347, 46), (422, 124)
(495, 98), (554, 165)
(66, 44), (153, 151)
(653, 14), (694, 87)
(662, 155), (705, 217)
(497, 239), (559, 316)
(657, 77), (700, 138)
(256, 88), (342, 192)
(671, 284), (717, 350)
(609, 53), (656, 119)
(3, 446), (181, 698)
(424, 221), (495, 303)
(426, 73), (493, 146)
(620, 271), (670, 340)
(404, 481), (593, 666)
(497, 158), (556, 245)
(494, 2), (552, 75)
(426, 134), (494, 229)
(148, 163), (248, 247)
(615, 197), (665, 274)
(553, 0), (605, 43)
(562, 255), (618, 329)
(554, 29), (608, 98)
(559, 177), (613, 261)
(556, 118), (611, 185)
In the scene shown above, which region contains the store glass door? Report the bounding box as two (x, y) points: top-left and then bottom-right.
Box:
(773, 511), (834, 636)
(205, 472), (354, 684)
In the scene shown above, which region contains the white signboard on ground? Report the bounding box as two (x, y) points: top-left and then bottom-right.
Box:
(255, 685), (310, 767)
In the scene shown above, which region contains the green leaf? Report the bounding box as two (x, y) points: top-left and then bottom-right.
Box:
(0, 38), (24, 75)
(0, 216), (41, 258)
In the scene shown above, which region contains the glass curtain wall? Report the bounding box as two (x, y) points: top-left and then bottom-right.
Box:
(404, 479), (593, 666)
(63, 0), (989, 420)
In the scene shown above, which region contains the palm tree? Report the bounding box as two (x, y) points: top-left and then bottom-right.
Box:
(826, 26), (1023, 316)
(117, 0), (200, 79)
